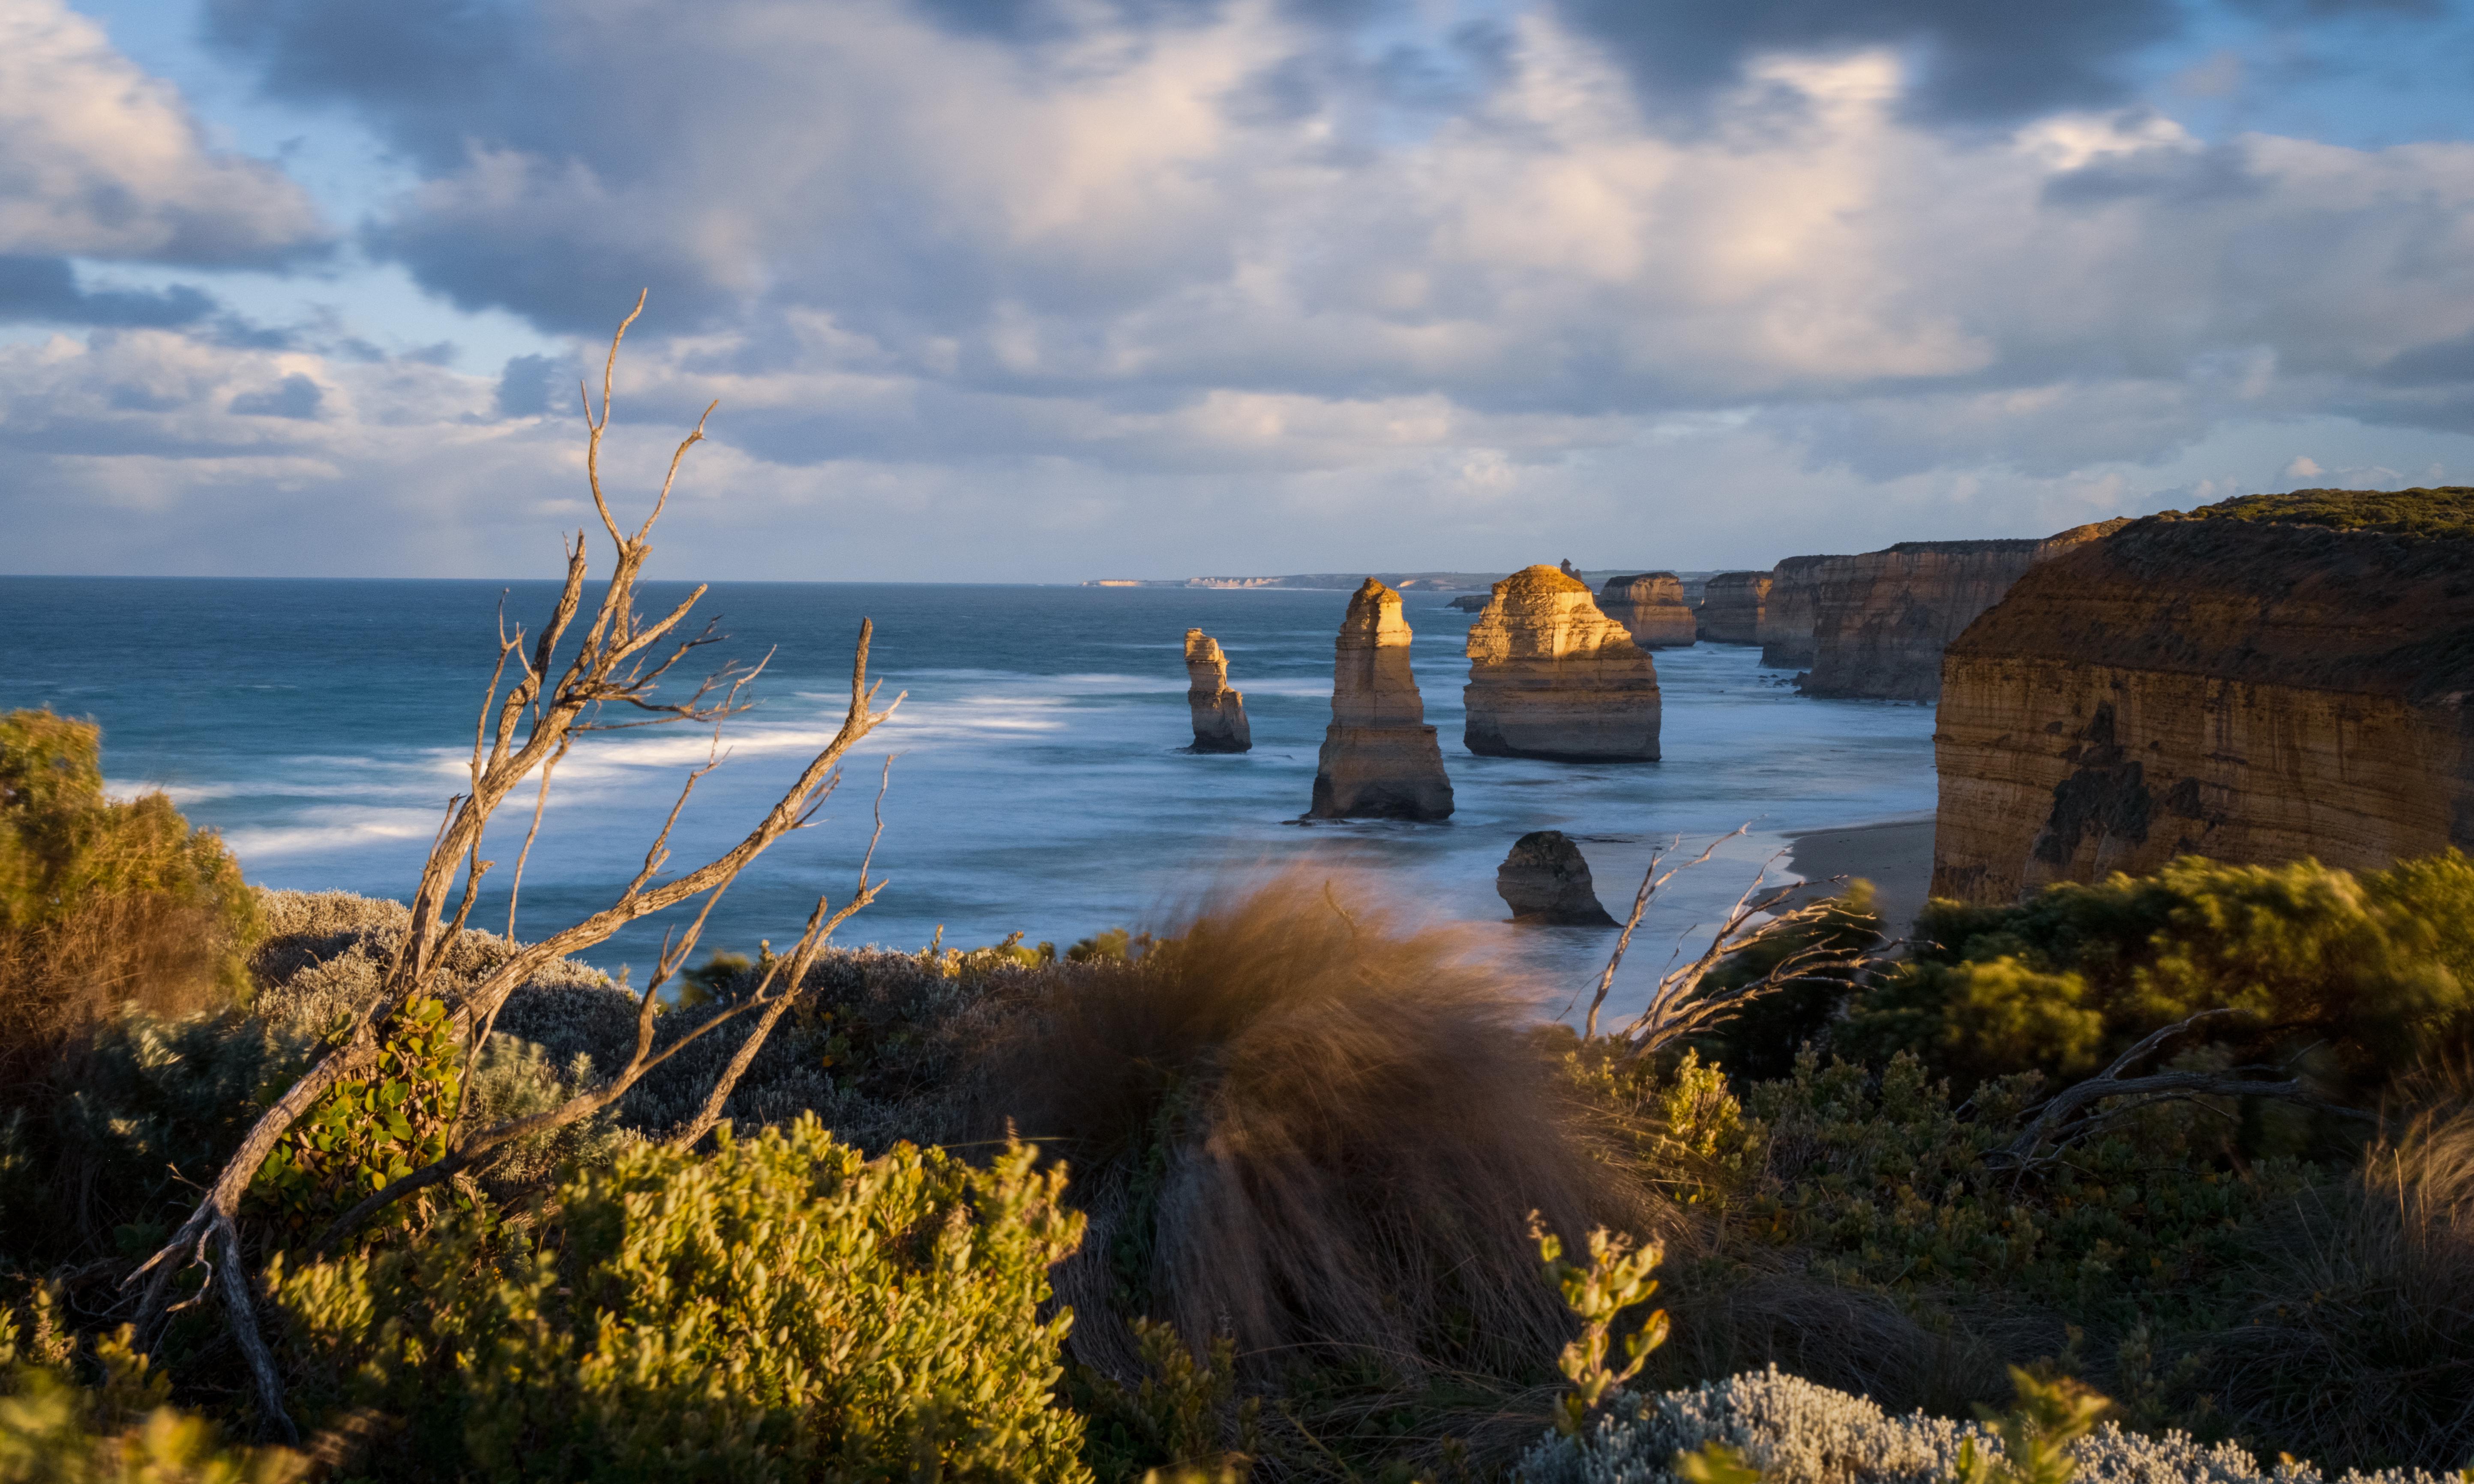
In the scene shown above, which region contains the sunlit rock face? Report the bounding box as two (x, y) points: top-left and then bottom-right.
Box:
(1931, 493), (2474, 904)
(1183, 629), (1251, 753)
(1308, 580), (1454, 820)
(1698, 572), (1771, 646)
(1759, 555), (1834, 669)
(1596, 572), (1697, 649)
(1463, 565), (1661, 762)
(1797, 522), (2127, 701)
(1496, 830), (1618, 925)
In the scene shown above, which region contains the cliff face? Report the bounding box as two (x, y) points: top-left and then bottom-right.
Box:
(1759, 555), (1832, 668)
(1597, 572), (1698, 649)
(1464, 565), (1661, 761)
(1309, 580), (1455, 820)
(1183, 629), (1251, 753)
(1798, 522), (2126, 700)
(1698, 571), (1771, 646)
(1931, 494), (2474, 904)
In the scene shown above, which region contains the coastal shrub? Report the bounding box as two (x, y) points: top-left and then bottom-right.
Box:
(0, 1322), (306, 1483)
(966, 873), (1642, 1385)
(1691, 883), (1883, 1083)
(0, 710), (258, 1081)
(1839, 854), (2474, 1095)
(265, 1114), (1089, 1483)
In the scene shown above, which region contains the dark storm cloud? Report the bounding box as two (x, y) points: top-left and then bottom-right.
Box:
(1553, 0), (2183, 125)
(0, 257), (217, 327)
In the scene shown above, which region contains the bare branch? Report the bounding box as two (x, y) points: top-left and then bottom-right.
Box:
(1581, 826), (1748, 1040)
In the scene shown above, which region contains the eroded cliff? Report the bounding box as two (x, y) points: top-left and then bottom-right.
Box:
(1698, 571), (1771, 646)
(1931, 489), (2474, 903)
(1464, 565), (1660, 761)
(1597, 573), (1697, 649)
(1183, 629), (1251, 753)
(1309, 580), (1455, 820)
(1759, 555), (1832, 669)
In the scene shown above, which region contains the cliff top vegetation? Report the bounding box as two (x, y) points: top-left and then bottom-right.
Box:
(2189, 485), (2474, 539)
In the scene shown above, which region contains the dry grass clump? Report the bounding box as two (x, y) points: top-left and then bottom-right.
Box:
(969, 872), (1657, 1387)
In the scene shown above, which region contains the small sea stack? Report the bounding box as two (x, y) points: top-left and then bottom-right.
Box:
(1463, 565), (1661, 761)
(1496, 831), (1618, 925)
(1596, 572), (1698, 649)
(1307, 580), (1455, 820)
(1182, 629), (1251, 753)
(1697, 571), (1772, 645)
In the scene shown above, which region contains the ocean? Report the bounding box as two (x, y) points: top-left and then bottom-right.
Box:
(0, 577), (1937, 1028)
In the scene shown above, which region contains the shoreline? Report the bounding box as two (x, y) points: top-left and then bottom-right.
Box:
(1781, 813), (1936, 936)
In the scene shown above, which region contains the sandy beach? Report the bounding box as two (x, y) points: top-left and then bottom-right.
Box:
(1782, 814), (1937, 936)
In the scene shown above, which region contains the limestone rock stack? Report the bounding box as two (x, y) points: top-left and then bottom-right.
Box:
(1597, 573), (1698, 649)
(1308, 580), (1455, 820)
(1759, 555), (1833, 669)
(1797, 521), (2127, 701)
(1463, 565), (1661, 761)
(1496, 831), (1619, 925)
(1182, 629), (1251, 753)
(1931, 490), (2474, 904)
(1698, 572), (1772, 645)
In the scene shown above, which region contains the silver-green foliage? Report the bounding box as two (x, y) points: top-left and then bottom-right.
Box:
(1514, 1368), (2450, 1484)
(266, 1113), (1090, 1483)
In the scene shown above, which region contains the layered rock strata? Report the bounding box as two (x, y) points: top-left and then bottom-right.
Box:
(1496, 831), (1619, 925)
(1182, 629), (1251, 753)
(1798, 522), (2126, 701)
(1758, 555), (1833, 669)
(1931, 490), (2474, 904)
(1697, 572), (1772, 646)
(1597, 572), (1698, 649)
(1308, 580), (1455, 820)
(1464, 566), (1661, 761)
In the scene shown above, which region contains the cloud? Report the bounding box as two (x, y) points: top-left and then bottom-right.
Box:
(0, 255), (216, 326)
(0, 0), (325, 264)
(229, 372), (323, 419)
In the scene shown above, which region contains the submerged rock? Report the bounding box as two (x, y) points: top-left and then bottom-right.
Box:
(1182, 629), (1251, 753)
(1596, 572), (1698, 649)
(1697, 571), (1771, 646)
(1496, 832), (1619, 925)
(1308, 579), (1455, 820)
(1463, 565), (1661, 761)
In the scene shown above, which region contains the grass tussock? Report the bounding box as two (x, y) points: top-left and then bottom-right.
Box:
(970, 872), (1656, 1386)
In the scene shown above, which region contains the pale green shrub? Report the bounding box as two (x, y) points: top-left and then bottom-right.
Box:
(266, 1113), (1090, 1482)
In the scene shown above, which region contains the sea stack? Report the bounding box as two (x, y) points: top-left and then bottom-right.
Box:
(1698, 572), (1772, 645)
(1307, 580), (1455, 820)
(1931, 489), (2474, 904)
(1596, 573), (1698, 649)
(1463, 565), (1661, 761)
(1496, 831), (1619, 925)
(1759, 555), (1833, 669)
(1797, 521), (2128, 701)
(1183, 629), (1251, 753)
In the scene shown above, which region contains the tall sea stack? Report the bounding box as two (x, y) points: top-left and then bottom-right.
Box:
(1798, 521), (2127, 700)
(1308, 580), (1455, 820)
(1183, 629), (1251, 753)
(1931, 489), (2474, 904)
(1698, 571), (1771, 645)
(1597, 572), (1698, 649)
(1759, 555), (1832, 668)
(1464, 565), (1661, 761)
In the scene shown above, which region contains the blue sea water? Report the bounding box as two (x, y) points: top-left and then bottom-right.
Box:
(0, 577), (1937, 1028)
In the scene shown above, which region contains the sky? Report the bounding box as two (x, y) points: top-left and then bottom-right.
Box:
(3, 0), (2473, 581)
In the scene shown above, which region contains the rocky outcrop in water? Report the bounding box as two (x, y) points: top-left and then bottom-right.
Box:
(1308, 580), (1455, 820)
(1698, 572), (1771, 646)
(1183, 629), (1251, 753)
(1496, 831), (1619, 925)
(1464, 566), (1661, 761)
(1931, 489), (2474, 904)
(1796, 522), (2126, 701)
(1759, 555), (1832, 669)
(1596, 573), (1697, 649)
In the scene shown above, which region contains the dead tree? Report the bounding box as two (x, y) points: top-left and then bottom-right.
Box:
(125, 293), (902, 1440)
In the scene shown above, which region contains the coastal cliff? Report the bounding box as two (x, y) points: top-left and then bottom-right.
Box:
(1597, 573), (1697, 649)
(1698, 571), (1771, 646)
(1309, 580), (1455, 820)
(1464, 565), (1661, 761)
(1799, 522), (2125, 700)
(1931, 489), (2474, 904)
(1183, 629), (1251, 753)
(1759, 555), (1832, 669)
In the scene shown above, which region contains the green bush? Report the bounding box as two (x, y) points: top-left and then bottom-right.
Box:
(1840, 854), (2474, 1094)
(0, 1317), (303, 1483)
(267, 1114), (1090, 1482)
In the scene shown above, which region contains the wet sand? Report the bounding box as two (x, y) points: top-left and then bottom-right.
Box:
(1781, 815), (1936, 936)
